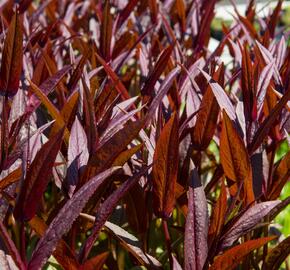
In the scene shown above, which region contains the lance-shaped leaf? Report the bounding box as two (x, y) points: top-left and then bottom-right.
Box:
(208, 180), (227, 251)
(80, 214), (162, 269)
(146, 67), (181, 124)
(100, 0), (112, 61)
(198, 69), (236, 121)
(141, 45), (173, 98)
(82, 118), (145, 185)
(28, 167), (120, 270)
(95, 52), (131, 100)
(26, 65), (71, 113)
(27, 79), (70, 142)
(14, 128), (65, 221)
(172, 255), (183, 270)
(263, 236), (290, 270)
(267, 152), (290, 200)
(220, 200), (280, 249)
(67, 52), (89, 92)
(67, 116), (89, 197)
(29, 216), (79, 270)
(79, 252), (109, 270)
(80, 167), (149, 261)
(210, 237), (276, 270)
(220, 111), (255, 205)
(249, 86), (290, 154)
(107, 221), (162, 268)
(192, 66), (221, 150)
(152, 112), (179, 218)
(0, 11), (23, 97)
(256, 62), (275, 117)
(0, 221), (25, 270)
(184, 161), (208, 270)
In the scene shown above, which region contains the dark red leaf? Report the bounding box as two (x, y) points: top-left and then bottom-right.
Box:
(14, 128), (65, 221)
(210, 237), (276, 270)
(0, 11), (23, 97)
(152, 112), (179, 218)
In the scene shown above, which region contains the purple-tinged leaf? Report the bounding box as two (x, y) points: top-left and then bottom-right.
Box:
(199, 69), (236, 120)
(67, 116), (89, 197)
(99, 106), (144, 147)
(220, 200), (280, 249)
(142, 45), (174, 99)
(79, 213), (162, 268)
(67, 52), (89, 92)
(184, 160), (208, 270)
(249, 87), (290, 154)
(256, 42), (282, 86)
(28, 167), (120, 270)
(0, 221), (25, 270)
(116, 0), (139, 29)
(111, 96), (139, 119)
(25, 65), (71, 113)
(80, 167), (149, 261)
(105, 221), (162, 268)
(14, 128), (65, 221)
(29, 216), (80, 270)
(257, 62), (275, 116)
(172, 255), (183, 270)
(0, 250), (19, 270)
(146, 67), (181, 125)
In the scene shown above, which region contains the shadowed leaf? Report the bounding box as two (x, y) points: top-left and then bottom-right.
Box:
(0, 221), (25, 270)
(28, 167), (120, 270)
(80, 167), (149, 261)
(263, 236), (290, 270)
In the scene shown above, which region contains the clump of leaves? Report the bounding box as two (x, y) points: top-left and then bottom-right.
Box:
(0, 1), (289, 270)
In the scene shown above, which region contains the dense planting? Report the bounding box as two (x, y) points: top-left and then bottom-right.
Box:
(0, 0), (289, 269)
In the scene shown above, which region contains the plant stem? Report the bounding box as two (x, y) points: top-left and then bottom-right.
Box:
(162, 219), (173, 269)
